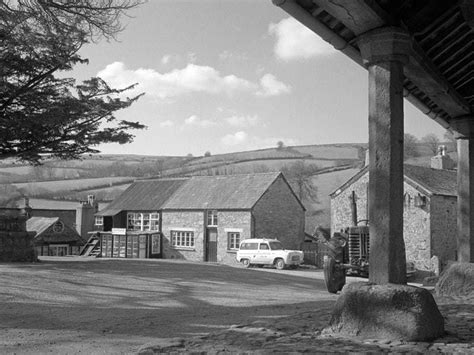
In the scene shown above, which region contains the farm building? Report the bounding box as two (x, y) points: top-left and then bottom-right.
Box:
(28, 195), (99, 241)
(330, 151), (457, 274)
(93, 172), (306, 264)
(27, 217), (85, 256)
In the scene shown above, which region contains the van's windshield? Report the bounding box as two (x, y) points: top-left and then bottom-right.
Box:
(269, 241), (283, 250)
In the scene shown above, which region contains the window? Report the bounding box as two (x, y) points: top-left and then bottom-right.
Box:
(259, 243), (269, 250)
(227, 232), (240, 250)
(171, 230), (195, 248)
(94, 216), (103, 226)
(240, 242), (258, 250)
(207, 210), (218, 226)
(127, 212), (159, 231)
(52, 221), (64, 233)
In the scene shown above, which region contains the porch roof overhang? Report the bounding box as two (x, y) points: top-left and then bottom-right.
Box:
(273, 0), (474, 129)
(95, 208), (122, 217)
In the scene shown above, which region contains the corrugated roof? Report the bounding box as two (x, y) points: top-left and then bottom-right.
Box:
(163, 172), (282, 210)
(331, 165), (457, 198)
(404, 164), (457, 196)
(96, 179), (188, 216)
(27, 217), (59, 236)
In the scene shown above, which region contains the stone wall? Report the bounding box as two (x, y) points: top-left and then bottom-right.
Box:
(252, 176), (305, 250)
(161, 211), (205, 262)
(161, 210), (252, 265)
(402, 183), (431, 271)
(216, 211), (251, 265)
(331, 172), (369, 233)
(430, 195), (457, 269)
(330, 170), (456, 273)
(0, 213), (37, 262)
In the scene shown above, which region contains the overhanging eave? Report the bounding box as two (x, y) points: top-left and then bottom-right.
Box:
(273, 0), (473, 125)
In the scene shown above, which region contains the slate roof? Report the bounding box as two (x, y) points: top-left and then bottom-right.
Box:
(26, 217), (82, 243)
(27, 217), (59, 236)
(162, 172), (283, 210)
(331, 165), (457, 198)
(96, 178), (188, 216)
(404, 164), (457, 197)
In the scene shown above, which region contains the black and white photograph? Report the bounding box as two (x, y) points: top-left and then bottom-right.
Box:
(1, 0), (473, 353)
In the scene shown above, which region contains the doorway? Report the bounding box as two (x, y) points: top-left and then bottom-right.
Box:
(205, 228), (217, 262)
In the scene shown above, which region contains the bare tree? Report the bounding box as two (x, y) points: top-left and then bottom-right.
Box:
(404, 133), (420, 160)
(281, 161), (319, 202)
(421, 133), (441, 155)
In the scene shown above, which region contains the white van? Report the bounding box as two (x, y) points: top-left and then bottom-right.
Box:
(236, 238), (303, 270)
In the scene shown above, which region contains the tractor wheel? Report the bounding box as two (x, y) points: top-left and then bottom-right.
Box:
(323, 256), (346, 293)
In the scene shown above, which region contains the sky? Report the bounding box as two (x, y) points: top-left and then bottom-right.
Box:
(72, 0), (447, 157)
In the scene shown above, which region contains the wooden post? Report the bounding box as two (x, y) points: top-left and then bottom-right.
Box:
(358, 27), (410, 284)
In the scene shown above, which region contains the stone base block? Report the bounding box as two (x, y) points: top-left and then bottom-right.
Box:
(323, 282), (444, 341)
(435, 262), (474, 297)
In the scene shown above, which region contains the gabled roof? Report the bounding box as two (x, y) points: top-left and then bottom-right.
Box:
(404, 164), (457, 197)
(331, 165), (457, 198)
(96, 179), (187, 216)
(27, 217), (59, 236)
(162, 172), (284, 210)
(26, 216), (82, 243)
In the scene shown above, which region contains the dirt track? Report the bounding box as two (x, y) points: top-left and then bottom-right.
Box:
(0, 257), (336, 354)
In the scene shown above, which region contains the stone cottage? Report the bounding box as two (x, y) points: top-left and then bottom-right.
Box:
(330, 152), (457, 274)
(94, 172), (306, 264)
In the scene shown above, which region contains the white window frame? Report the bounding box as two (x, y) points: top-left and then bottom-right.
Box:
(94, 216), (104, 226)
(207, 210), (218, 226)
(127, 212), (159, 231)
(227, 232), (241, 251)
(171, 230), (195, 248)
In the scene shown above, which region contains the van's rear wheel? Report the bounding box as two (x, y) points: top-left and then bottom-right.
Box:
(241, 259), (251, 268)
(275, 258), (285, 270)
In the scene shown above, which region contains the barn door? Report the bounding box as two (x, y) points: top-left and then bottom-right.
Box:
(205, 228), (217, 262)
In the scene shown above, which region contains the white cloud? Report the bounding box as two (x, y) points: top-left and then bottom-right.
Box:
(225, 115), (259, 127)
(97, 62), (257, 99)
(269, 17), (335, 60)
(256, 74), (291, 97)
(221, 131), (248, 146)
(185, 115), (216, 127)
(159, 120), (174, 127)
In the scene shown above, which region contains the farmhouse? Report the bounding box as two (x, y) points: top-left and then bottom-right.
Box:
(93, 172), (306, 264)
(330, 152), (457, 274)
(27, 216), (85, 256)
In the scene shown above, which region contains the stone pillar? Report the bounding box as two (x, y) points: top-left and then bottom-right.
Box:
(450, 116), (474, 263)
(358, 27), (410, 284)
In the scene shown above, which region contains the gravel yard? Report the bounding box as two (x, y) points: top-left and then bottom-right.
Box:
(0, 257), (337, 354)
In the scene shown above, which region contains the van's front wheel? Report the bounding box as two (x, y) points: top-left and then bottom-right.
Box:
(241, 259), (251, 268)
(275, 258), (285, 270)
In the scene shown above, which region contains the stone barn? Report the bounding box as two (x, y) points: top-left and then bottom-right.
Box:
(94, 172), (306, 265)
(331, 154), (457, 274)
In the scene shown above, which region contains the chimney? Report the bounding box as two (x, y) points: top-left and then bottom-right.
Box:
(76, 195), (98, 240)
(20, 196), (32, 219)
(431, 145), (455, 170)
